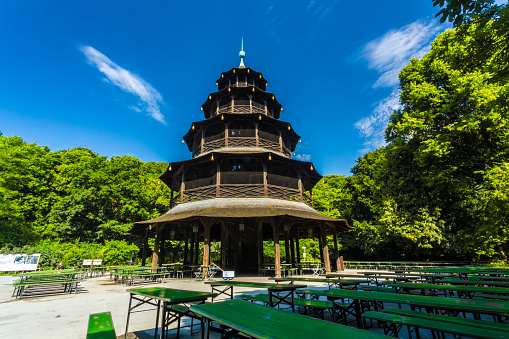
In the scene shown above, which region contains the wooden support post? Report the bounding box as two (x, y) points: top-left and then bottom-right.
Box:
(202, 219), (211, 279)
(194, 228), (199, 265)
(159, 229), (166, 267)
(263, 163), (268, 197)
(180, 166), (185, 203)
(284, 226), (290, 264)
(224, 123), (229, 147)
(184, 228), (189, 265)
(255, 123), (259, 147)
(141, 228), (149, 266)
(152, 225), (160, 267)
(318, 227), (324, 264)
(189, 230), (195, 266)
(279, 130), (283, 153)
(271, 218), (282, 278)
(257, 220), (263, 275)
(297, 171), (303, 202)
(295, 227), (301, 264)
(221, 221), (227, 270)
(333, 227), (341, 272)
(200, 129), (204, 154)
(290, 225), (296, 266)
(216, 164), (221, 198)
(321, 224), (331, 274)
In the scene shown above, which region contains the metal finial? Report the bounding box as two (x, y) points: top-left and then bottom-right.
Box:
(239, 37), (246, 68)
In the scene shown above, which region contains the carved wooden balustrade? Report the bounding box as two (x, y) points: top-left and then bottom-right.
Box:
(172, 184), (313, 207)
(197, 137), (289, 156)
(217, 105), (266, 116)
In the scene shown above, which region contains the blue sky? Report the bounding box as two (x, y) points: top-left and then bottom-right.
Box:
(0, 0), (452, 176)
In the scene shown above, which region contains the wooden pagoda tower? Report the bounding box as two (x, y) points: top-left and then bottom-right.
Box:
(130, 45), (351, 277)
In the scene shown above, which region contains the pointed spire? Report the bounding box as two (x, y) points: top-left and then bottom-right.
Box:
(239, 37), (246, 68)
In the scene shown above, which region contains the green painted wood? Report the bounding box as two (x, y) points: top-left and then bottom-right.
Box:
(443, 278), (509, 287)
(298, 289), (509, 316)
(126, 287), (217, 303)
(191, 300), (386, 338)
(87, 312), (116, 339)
(362, 311), (509, 339)
(392, 282), (509, 295)
(385, 308), (509, 332)
(204, 281), (307, 290)
(239, 293), (333, 309)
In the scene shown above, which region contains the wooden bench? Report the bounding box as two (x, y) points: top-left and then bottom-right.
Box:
(362, 310), (509, 339)
(87, 312), (116, 339)
(12, 279), (80, 298)
(272, 277), (361, 290)
(239, 293), (333, 319)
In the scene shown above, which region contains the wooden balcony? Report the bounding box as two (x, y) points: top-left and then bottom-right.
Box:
(197, 137), (289, 157)
(171, 184), (313, 208)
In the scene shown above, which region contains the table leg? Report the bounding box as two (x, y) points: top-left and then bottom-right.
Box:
(354, 298), (362, 328)
(125, 294), (133, 339)
(154, 299), (160, 339)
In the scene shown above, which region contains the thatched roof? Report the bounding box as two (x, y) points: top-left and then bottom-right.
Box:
(129, 198), (351, 237)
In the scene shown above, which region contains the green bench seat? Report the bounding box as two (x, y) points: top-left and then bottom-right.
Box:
(239, 293), (333, 319)
(362, 310), (509, 339)
(12, 279), (80, 298)
(87, 312), (116, 339)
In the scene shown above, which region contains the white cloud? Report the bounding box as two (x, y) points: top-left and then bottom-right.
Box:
(355, 89), (402, 153)
(128, 105), (142, 113)
(80, 46), (165, 124)
(360, 20), (443, 88)
(295, 154), (311, 161)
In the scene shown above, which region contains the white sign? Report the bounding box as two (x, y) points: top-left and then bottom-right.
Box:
(0, 254), (40, 272)
(222, 271), (234, 279)
(82, 259), (93, 266)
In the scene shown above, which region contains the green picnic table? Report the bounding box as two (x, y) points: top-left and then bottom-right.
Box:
(271, 277), (362, 290)
(190, 299), (387, 338)
(125, 287), (217, 339)
(443, 277), (509, 287)
(87, 312), (116, 339)
(390, 282), (509, 299)
(204, 280), (306, 313)
(298, 288), (509, 328)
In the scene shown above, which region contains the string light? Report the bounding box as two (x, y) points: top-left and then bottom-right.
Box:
(221, 115), (224, 120)
(211, 154), (214, 161)
(268, 154), (272, 160)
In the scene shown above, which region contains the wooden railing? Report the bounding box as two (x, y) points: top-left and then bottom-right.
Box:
(196, 137), (290, 156)
(217, 105), (265, 115)
(175, 184), (312, 207)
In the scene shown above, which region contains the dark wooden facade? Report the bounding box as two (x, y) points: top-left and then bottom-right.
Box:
(130, 63), (351, 277)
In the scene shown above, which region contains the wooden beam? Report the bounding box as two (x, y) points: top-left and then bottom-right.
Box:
(255, 122), (259, 147)
(202, 219), (211, 279)
(295, 227), (301, 264)
(180, 166), (185, 203)
(333, 227), (341, 272)
(141, 227), (149, 266)
(318, 227), (324, 263)
(221, 221), (227, 270)
(152, 225), (161, 267)
(216, 164), (221, 198)
(284, 226), (290, 264)
(270, 217), (282, 278)
(321, 223), (331, 274)
(263, 163), (268, 197)
(194, 227), (199, 265)
(290, 224), (296, 266)
(184, 228), (189, 265)
(257, 220), (263, 275)
(224, 122), (229, 147)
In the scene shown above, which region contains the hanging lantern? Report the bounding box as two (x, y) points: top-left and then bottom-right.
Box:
(233, 69), (236, 73)
(211, 154), (214, 161)
(284, 225), (290, 232)
(288, 125), (291, 130)
(209, 95), (212, 99)
(221, 115), (224, 120)
(216, 82), (218, 86)
(192, 225), (198, 233)
(293, 153), (296, 156)
(189, 153), (191, 157)
(169, 165), (172, 171)
(259, 74), (262, 79)
(299, 140), (302, 143)
(182, 140), (185, 144)
(280, 107), (283, 111)
(308, 229), (313, 237)
(252, 87), (255, 92)
(192, 124), (195, 130)
(310, 165), (314, 170)
(228, 87), (231, 92)
(272, 95), (275, 100)
(265, 82), (268, 87)
(201, 107), (203, 110)
(221, 74), (224, 78)
(268, 154), (272, 160)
